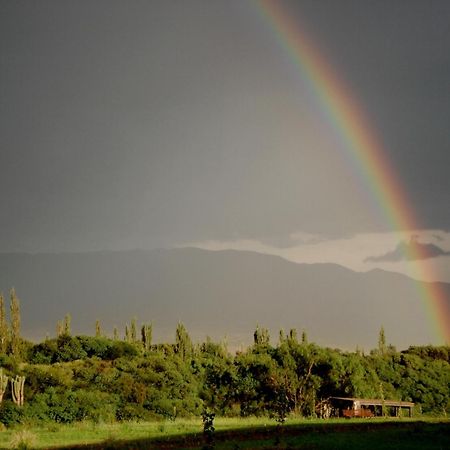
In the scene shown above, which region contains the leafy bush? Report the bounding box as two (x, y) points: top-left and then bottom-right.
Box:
(73, 389), (119, 423)
(54, 335), (87, 362)
(3, 330), (450, 425)
(115, 402), (148, 421)
(106, 341), (140, 360)
(0, 400), (24, 426)
(28, 341), (56, 365)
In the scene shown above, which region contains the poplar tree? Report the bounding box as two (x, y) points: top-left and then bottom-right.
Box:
(278, 329), (285, 346)
(0, 294), (8, 354)
(253, 325), (270, 347)
(175, 322), (192, 360)
(378, 326), (386, 355)
(56, 320), (63, 337)
(288, 328), (298, 344)
(301, 330), (308, 345)
(10, 288), (21, 356)
(130, 318), (137, 342)
(95, 319), (102, 337)
(125, 324), (131, 343)
(63, 314), (71, 336)
(141, 323), (152, 351)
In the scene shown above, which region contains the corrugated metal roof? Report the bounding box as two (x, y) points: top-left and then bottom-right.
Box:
(330, 397), (414, 407)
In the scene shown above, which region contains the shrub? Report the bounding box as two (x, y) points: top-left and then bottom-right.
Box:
(54, 335), (87, 362)
(115, 402), (148, 421)
(0, 354), (19, 372)
(77, 336), (112, 359)
(106, 341), (140, 360)
(74, 390), (119, 423)
(27, 340), (58, 364)
(0, 400), (24, 426)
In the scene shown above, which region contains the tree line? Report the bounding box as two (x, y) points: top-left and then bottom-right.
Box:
(0, 289), (448, 426)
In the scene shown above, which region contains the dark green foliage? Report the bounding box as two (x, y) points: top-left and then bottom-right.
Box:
(95, 320), (102, 337)
(54, 334), (87, 362)
(202, 408), (215, 450)
(29, 335), (86, 363)
(404, 345), (450, 363)
(141, 323), (152, 351)
(130, 318), (137, 343)
(378, 326), (386, 355)
(0, 353), (19, 372)
(0, 293), (8, 354)
(253, 325), (270, 348)
(175, 322), (193, 360)
(63, 314), (71, 336)
(106, 340), (141, 359)
(28, 336), (141, 364)
(28, 340), (58, 364)
(0, 400), (24, 426)
(0, 321), (447, 427)
(199, 352), (237, 415)
(1, 285), (442, 427)
(9, 288), (21, 357)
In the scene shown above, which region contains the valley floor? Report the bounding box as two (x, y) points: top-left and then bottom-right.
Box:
(0, 417), (449, 449)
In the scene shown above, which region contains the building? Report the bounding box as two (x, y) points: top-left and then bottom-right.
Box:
(326, 397), (414, 418)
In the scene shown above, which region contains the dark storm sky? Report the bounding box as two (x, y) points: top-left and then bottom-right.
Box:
(1, 0), (449, 252)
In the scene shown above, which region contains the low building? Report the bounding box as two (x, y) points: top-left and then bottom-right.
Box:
(327, 397), (414, 418)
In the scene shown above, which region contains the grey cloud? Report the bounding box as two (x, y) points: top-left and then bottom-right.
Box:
(365, 238), (450, 263)
(0, 1), (449, 252)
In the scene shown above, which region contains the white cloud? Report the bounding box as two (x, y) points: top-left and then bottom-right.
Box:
(184, 230), (450, 283)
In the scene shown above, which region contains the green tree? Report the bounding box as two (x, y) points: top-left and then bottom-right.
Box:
(289, 328), (298, 343)
(301, 330), (308, 345)
(95, 320), (102, 337)
(175, 322), (192, 360)
(141, 323), (152, 351)
(125, 324), (131, 343)
(378, 326), (386, 355)
(0, 293), (8, 354)
(56, 320), (63, 337)
(130, 318), (137, 343)
(63, 314), (71, 336)
(10, 288), (21, 356)
(253, 325), (270, 348)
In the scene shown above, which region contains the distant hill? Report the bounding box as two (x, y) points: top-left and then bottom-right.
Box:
(0, 248), (448, 350)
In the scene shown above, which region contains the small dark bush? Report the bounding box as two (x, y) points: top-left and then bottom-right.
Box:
(0, 400), (24, 426)
(106, 341), (140, 360)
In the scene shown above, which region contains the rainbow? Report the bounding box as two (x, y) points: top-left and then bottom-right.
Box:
(256, 0), (449, 343)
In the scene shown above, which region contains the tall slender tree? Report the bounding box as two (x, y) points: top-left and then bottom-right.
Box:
(63, 314), (71, 336)
(0, 294), (8, 354)
(301, 330), (308, 345)
(141, 323), (152, 351)
(175, 322), (192, 360)
(125, 324), (131, 343)
(278, 329), (285, 346)
(95, 319), (102, 337)
(378, 326), (386, 355)
(288, 328), (298, 344)
(56, 320), (63, 337)
(9, 288), (21, 356)
(253, 325), (270, 347)
(130, 318), (137, 342)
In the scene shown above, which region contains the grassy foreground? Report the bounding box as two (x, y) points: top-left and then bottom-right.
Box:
(0, 417), (449, 449)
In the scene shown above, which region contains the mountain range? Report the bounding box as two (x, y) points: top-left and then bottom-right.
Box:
(0, 248), (448, 350)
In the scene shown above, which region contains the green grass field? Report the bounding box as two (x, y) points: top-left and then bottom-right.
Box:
(0, 418), (448, 449)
